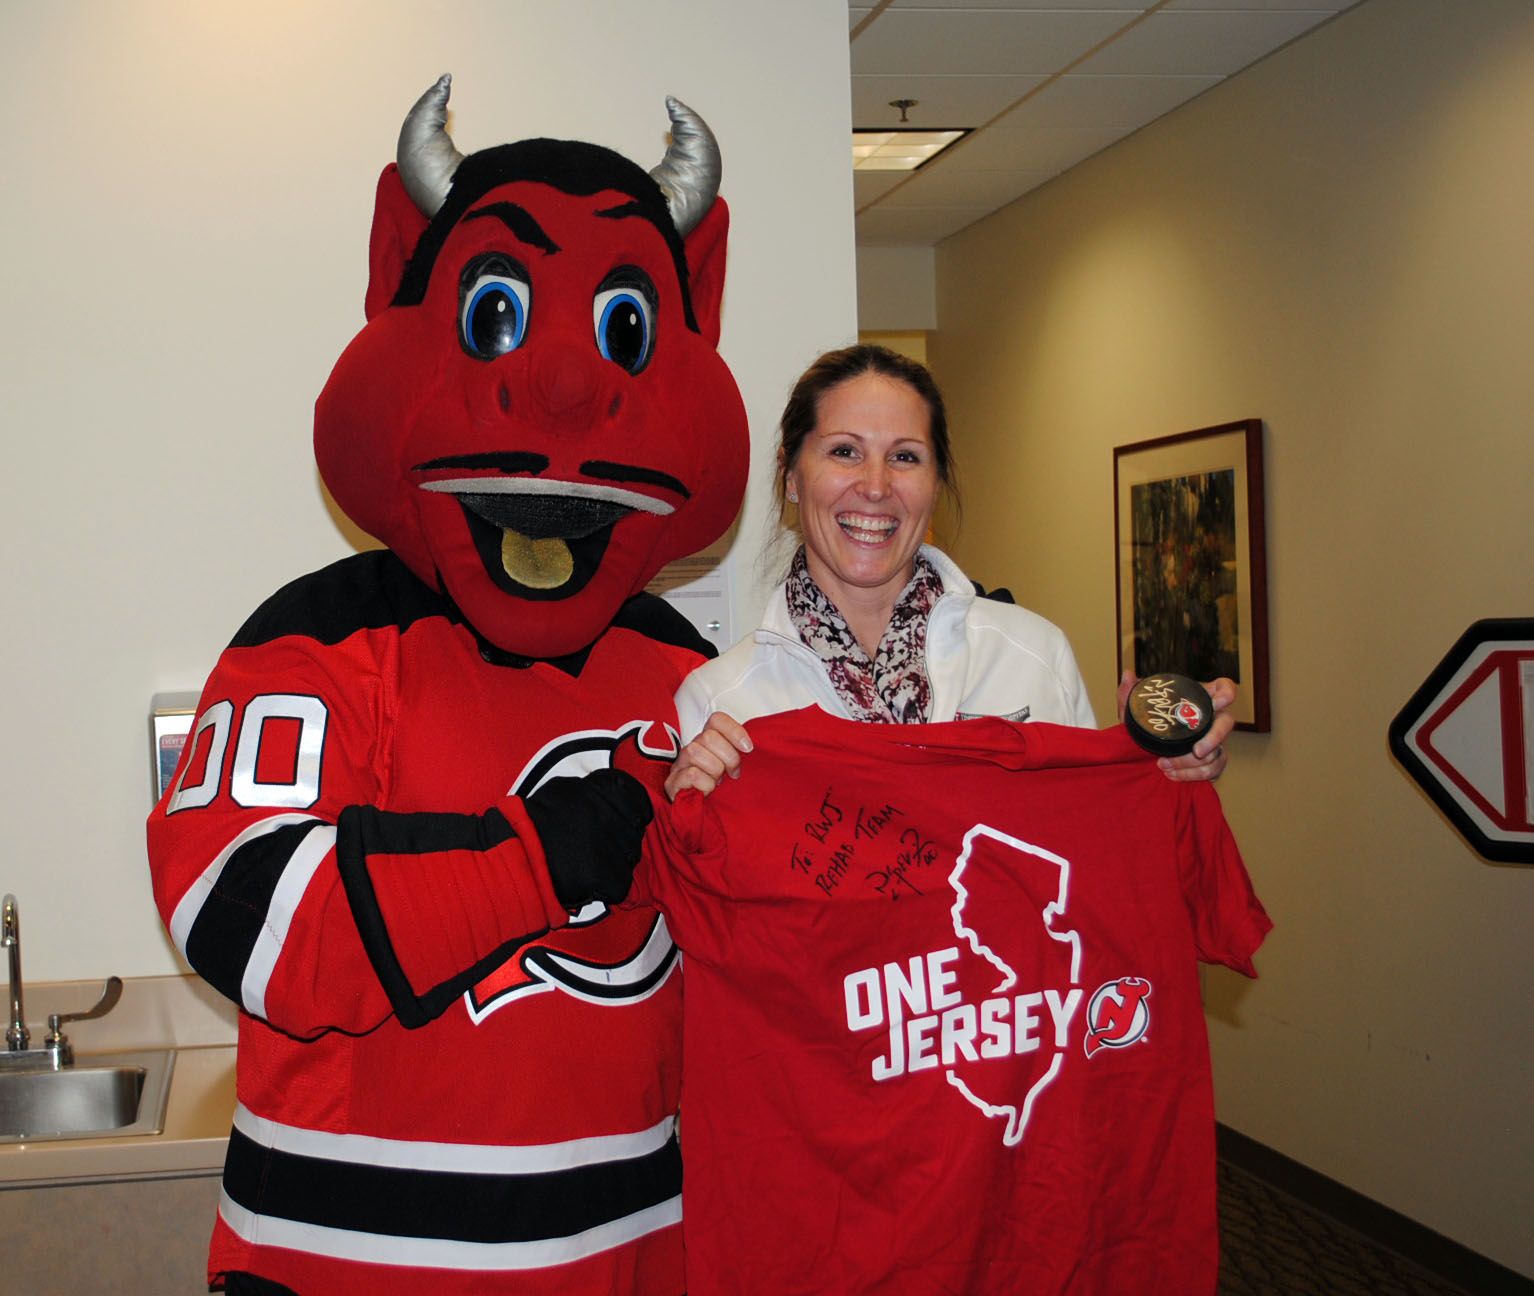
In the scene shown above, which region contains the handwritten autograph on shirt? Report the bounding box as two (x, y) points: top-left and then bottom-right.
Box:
(791, 786), (937, 900)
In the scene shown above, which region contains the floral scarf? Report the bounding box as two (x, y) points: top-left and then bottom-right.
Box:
(784, 547), (943, 724)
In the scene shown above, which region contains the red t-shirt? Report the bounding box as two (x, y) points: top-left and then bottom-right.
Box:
(640, 708), (1270, 1296)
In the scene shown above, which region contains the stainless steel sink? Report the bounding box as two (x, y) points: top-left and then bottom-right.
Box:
(0, 1050), (174, 1143)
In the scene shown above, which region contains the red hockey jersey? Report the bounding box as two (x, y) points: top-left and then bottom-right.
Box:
(639, 707), (1270, 1296)
(147, 551), (696, 1296)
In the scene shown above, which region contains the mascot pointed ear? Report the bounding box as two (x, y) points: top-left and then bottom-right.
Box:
(684, 198), (730, 350)
(365, 164), (430, 320)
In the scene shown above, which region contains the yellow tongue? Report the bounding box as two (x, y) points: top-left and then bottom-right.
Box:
(500, 530), (575, 589)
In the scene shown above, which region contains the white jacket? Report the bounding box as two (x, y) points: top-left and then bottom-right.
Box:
(674, 545), (1097, 742)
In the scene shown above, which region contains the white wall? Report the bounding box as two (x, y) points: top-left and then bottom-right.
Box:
(0, 0), (855, 980)
(929, 0), (1534, 1274)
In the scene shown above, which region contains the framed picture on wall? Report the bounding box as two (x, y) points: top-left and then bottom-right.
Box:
(1114, 419), (1270, 731)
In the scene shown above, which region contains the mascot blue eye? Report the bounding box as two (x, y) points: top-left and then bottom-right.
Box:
(461, 273), (531, 359)
(593, 280), (655, 374)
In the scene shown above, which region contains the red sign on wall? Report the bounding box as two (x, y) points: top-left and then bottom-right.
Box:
(1389, 619), (1534, 864)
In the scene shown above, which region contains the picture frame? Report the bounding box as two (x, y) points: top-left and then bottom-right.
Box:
(1113, 419), (1270, 732)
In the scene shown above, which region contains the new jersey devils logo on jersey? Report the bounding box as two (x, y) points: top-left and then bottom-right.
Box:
(466, 720), (680, 1023)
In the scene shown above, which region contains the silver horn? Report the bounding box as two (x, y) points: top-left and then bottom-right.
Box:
(397, 74), (465, 218)
(649, 97), (720, 237)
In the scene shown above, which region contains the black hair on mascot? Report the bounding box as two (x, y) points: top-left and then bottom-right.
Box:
(148, 76), (747, 1296)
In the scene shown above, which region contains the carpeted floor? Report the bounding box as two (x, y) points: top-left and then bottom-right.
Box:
(1217, 1159), (1482, 1296)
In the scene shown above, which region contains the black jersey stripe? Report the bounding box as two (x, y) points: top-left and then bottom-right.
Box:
(336, 804), (517, 858)
(230, 551), (453, 650)
(222, 1125), (682, 1244)
(227, 549), (716, 663)
(335, 804), (550, 1028)
(184, 820), (328, 1005)
(613, 589), (716, 659)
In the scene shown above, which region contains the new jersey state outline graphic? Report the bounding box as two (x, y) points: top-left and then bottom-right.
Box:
(945, 825), (1083, 1147)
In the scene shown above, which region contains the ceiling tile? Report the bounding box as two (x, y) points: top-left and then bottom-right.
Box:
(1076, 8), (1336, 76)
(872, 165), (1058, 212)
(881, 0), (1146, 9)
(999, 73), (1224, 130)
(848, 0), (1363, 249)
(1162, 1), (1350, 9)
(854, 170), (909, 207)
(939, 123), (1128, 175)
(852, 74), (1049, 129)
(855, 205), (995, 246)
(851, 9), (1136, 77)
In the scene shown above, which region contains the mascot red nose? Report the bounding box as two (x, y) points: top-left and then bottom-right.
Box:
(148, 77), (747, 1296)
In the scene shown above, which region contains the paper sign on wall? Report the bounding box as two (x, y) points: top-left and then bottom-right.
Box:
(1389, 619), (1534, 864)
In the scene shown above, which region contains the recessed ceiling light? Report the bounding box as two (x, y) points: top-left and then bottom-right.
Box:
(852, 129), (968, 172)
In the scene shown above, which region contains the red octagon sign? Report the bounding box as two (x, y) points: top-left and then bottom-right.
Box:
(1389, 618), (1534, 864)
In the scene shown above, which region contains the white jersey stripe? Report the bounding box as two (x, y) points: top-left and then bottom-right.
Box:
(218, 1189), (681, 1271)
(240, 824), (338, 1020)
(167, 813), (323, 959)
(231, 1103), (678, 1174)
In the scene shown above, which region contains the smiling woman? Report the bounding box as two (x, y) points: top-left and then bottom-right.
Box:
(784, 368), (943, 658)
(669, 342), (1093, 742)
(646, 346), (1250, 1296)
(664, 343), (1238, 799)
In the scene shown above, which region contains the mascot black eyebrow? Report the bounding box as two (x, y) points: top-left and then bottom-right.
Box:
(148, 77), (747, 1296)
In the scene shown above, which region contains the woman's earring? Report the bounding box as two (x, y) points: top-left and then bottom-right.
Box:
(787, 490), (798, 503)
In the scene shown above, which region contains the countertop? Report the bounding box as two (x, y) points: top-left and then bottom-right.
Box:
(0, 974), (238, 1188)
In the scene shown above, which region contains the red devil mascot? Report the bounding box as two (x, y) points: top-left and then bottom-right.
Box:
(147, 77), (747, 1296)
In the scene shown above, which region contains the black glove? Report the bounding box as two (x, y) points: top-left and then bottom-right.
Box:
(522, 768), (654, 909)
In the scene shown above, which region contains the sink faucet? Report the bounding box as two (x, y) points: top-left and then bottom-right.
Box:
(0, 894), (124, 1072)
(3, 894), (27, 1051)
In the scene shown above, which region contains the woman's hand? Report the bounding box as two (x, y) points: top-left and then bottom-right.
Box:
(664, 712), (754, 801)
(1117, 671), (1237, 783)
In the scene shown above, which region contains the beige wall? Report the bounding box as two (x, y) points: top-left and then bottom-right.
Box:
(0, 1), (855, 981)
(859, 331), (928, 364)
(929, 0), (1533, 1274)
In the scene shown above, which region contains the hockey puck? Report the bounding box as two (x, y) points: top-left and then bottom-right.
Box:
(1124, 674), (1214, 757)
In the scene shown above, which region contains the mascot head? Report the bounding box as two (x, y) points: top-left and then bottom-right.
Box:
(316, 77), (749, 658)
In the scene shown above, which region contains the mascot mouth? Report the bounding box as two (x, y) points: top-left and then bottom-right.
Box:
(419, 478), (675, 600)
